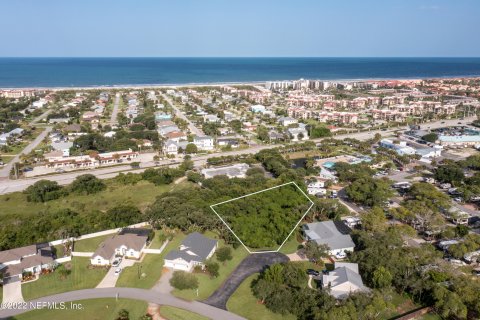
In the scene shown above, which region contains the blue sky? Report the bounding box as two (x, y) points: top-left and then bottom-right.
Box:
(1, 0), (479, 57)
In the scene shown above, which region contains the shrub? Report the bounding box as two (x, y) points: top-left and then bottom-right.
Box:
(205, 261), (220, 278)
(70, 174), (106, 194)
(24, 180), (65, 202)
(169, 271), (199, 290)
(216, 246), (233, 263)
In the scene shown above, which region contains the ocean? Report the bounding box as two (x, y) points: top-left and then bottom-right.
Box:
(1, 57), (480, 88)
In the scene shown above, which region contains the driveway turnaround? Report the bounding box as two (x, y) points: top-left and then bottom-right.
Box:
(203, 252), (289, 310)
(0, 287), (245, 320)
(2, 276), (24, 303)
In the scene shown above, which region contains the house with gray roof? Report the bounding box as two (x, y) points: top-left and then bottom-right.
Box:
(164, 232), (218, 272)
(0, 243), (54, 280)
(90, 228), (150, 266)
(302, 221), (355, 257)
(322, 262), (368, 299)
(201, 163), (250, 179)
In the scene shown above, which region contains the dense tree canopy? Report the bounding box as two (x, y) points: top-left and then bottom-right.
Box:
(70, 174), (106, 195)
(213, 184), (310, 248)
(24, 180), (65, 202)
(345, 177), (393, 207)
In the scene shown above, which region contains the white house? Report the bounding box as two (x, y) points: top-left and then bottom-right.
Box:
(194, 136), (214, 151)
(379, 139), (415, 156)
(302, 221), (355, 257)
(322, 262), (368, 299)
(307, 187), (327, 196)
(250, 104), (266, 113)
(90, 229), (149, 266)
(164, 232), (218, 272)
(163, 140), (179, 156)
(201, 163), (250, 179)
(278, 117), (298, 127)
(288, 125), (309, 141)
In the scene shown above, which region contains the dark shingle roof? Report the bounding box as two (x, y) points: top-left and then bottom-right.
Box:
(165, 232), (217, 263)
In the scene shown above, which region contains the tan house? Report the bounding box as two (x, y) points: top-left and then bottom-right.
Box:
(90, 229), (150, 266)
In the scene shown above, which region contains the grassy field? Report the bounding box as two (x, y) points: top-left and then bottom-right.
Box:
(73, 234), (113, 252)
(11, 298), (148, 320)
(226, 274), (296, 320)
(172, 232), (249, 301)
(159, 306), (209, 320)
(0, 180), (172, 217)
(22, 257), (108, 301)
(116, 233), (187, 289)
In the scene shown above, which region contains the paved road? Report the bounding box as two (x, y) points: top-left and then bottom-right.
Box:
(203, 252), (289, 310)
(109, 93), (121, 126)
(0, 117), (475, 195)
(0, 287), (245, 320)
(160, 92), (204, 136)
(29, 109), (53, 126)
(0, 126), (52, 179)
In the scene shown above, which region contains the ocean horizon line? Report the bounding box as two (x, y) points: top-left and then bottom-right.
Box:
(1, 56), (480, 59)
(1, 57), (480, 88)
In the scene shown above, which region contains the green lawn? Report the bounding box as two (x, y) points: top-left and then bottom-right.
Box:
(0, 284), (3, 303)
(116, 233), (187, 289)
(172, 233), (249, 301)
(226, 274), (296, 320)
(11, 298), (148, 320)
(278, 231), (303, 254)
(149, 230), (167, 249)
(73, 234), (113, 252)
(0, 180), (173, 217)
(0, 155), (15, 164)
(159, 306), (209, 320)
(22, 257), (108, 301)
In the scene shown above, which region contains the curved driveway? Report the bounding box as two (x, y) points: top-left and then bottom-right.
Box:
(0, 287), (245, 320)
(203, 252), (289, 310)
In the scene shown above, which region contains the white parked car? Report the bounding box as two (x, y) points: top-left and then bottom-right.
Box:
(114, 268), (122, 276)
(335, 252), (347, 259)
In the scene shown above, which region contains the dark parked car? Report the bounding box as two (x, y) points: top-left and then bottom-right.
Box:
(306, 269), (320, 276)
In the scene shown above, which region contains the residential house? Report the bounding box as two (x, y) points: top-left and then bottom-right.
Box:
(164, 232), (218, 272)
(288, 125), (309, 141)
(322, 262), (368, 299)
(203, 114), (220, 123)
(163, 140), (179, 156)
(278, 117), (298, 127)
(201, 163), (250, 179)
(250, 104), (266, 113)
(302, 221), (355, 257)
(0, 128), (25, 146)
(158, 125), (180, 136)
(194, 136), (214, 151)
(0, 244), (54, 280)
(90, 228), (150, 266)
(165, 131), (187, 143)
(217, 138), (239, 148)
(379, 139), (415, 156)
